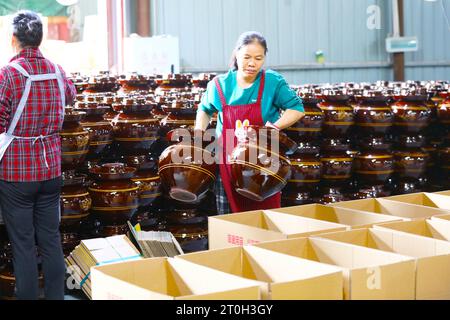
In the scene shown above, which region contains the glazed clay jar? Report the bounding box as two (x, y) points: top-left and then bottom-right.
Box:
(60, 109), (90, 171)
(75, 101), (113, 160)
(282, 141), (321, 206)
(393, 149), (429, 181)
(130, 170), (161, 208)
(160, 100), (197, 134)
(112, 97), (160, 156)
(285, 91), (323, 143)
(158, 129), (216, 203)
(155, 73), (192, 91)
(320, 138), (354, 184)
(88, 163), (140, 226)
(166, 223), (208, 253)
(191, 73), (216, 88)
(353, 90), (393, 136)
(391, 88), (432, 134)
(354, 137), (394, 186)
(229, 126), (296, 201)
(84, 72), (119, 94)
(438, 91), (450, 129)
(118, 73), (154, 93)
(318, 88), (354, 137)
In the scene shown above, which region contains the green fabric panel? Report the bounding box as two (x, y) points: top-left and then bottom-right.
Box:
(0, 0), (67, 16)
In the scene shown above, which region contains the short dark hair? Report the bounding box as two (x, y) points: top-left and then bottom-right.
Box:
(12, 10), (43, 48)
(229, 31), (268, 71)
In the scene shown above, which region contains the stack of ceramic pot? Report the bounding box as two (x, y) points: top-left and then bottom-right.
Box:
(282, 87), (323, 206)
(352, 88), (394, 198)
(59, 108), (92, 255)
(390, 86), (431, 194)
(317, 88), (355, 203)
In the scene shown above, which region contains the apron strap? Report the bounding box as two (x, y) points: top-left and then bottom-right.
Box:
(7, 62), (66, 135)
(214, 76), (228, 107)
(256, 70), (265, 105)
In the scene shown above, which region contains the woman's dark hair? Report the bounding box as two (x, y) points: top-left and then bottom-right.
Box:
(229, 31), (268, 70)
(12, 10), (43, 48)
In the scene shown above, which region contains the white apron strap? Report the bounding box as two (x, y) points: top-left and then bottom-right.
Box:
(8, 62), (32, 135)
(53, 63), (66, 122)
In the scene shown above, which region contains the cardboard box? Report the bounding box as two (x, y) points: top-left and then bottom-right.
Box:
(208, 210), (347, 250)
(374, 219), (450, 242)
(271, 204), (402, 229)
(328, 198), (446, 220)
(315, 228), (450, 299)
(91, 257), (261, 300)
(177, 245), (343, 300)
(433, 190), (450, 196)
(254, 237), (416, 300)
(383, 192), (450, 211)
(431, 214), (450, 224)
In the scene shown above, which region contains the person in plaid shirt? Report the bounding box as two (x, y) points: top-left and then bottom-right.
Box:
(0, 11), (76, 300)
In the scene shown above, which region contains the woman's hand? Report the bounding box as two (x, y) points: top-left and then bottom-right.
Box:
(274, 109), (305, 130)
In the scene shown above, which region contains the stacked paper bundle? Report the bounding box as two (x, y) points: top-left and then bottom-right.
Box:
(65, 235), (142, 299)
(128, 222), (184, 258)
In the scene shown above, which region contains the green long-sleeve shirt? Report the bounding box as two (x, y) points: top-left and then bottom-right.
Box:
(198, 69), (304, 137)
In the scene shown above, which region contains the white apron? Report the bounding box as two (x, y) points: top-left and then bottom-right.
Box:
(0, 62), (66, 168)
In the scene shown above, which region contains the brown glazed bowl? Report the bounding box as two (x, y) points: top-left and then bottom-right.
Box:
(158, 131), (216, 203)
(60, 109), (90, 171)
(88, 163), (140, 225)
(438, 92), (450, 127)
(229, 126), (294, 201)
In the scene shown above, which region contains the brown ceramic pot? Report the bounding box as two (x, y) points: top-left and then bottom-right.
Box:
(318, 89), (354, 137)
(393, 149), (429, 180)
(354, 138), (394, 185)
(131, 170), (161, 208)
(229, 126), (296, 201)
(84, 72), (119, 93)
(75, 101), (113, 160)
(158, 130), (216, 203)
(88, 163), (140, 226)
(285, 93), (323, 143)
(353, 91), (393, 136)
(60, 109), (90, 171)
(166, 223), (208, 253)
(118, 73), (155, 93)
(320, 138), (353, 184)
(111, 97), (160, 155)
(391, 89), (432, 134)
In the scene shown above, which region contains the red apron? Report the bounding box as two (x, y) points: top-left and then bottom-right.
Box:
(215, 70), (281, 213)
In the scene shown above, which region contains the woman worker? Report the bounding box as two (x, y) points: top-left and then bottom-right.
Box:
(195, 31), (305, 215)
(0, 10), (76, 299)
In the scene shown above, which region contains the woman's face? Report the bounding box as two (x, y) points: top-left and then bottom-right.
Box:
(236, 41), (266, 78)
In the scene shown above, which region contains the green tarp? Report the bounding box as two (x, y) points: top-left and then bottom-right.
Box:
(0, 0), (67, 17)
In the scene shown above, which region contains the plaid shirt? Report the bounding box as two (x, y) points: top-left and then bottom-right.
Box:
(0, 48), (76, 182)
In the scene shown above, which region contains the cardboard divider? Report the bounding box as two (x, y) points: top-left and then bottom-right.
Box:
(430, 214), (450, 224)
(176, 245), (344, 300)
(433, 190), (450, 196)
(374, 219), (450, 242)
(383, 192), (450, 211)
(90, 257), (261, 300)
(269, 204), (402, 229)
(254, 237), (416, 300)
(328, 198), (447, 220)
(208, 210), (347, 250)
(314, 228), (450, 299)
